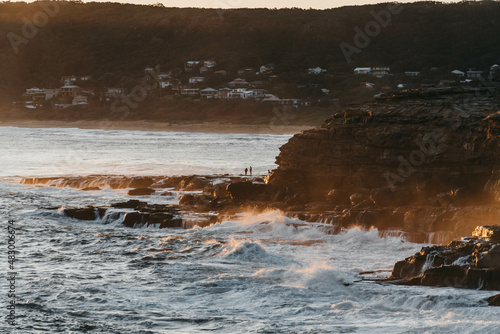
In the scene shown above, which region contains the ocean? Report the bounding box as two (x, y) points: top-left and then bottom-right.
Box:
(1, 126), (498, 333)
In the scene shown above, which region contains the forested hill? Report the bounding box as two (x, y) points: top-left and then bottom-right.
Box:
(1, 1), (500, 102)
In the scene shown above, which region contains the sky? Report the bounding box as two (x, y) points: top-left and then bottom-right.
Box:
(16, 0), (461, 10)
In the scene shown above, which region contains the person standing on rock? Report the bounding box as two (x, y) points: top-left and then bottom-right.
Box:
(245, 168), (248, 176)
(249, 166), (252, 175)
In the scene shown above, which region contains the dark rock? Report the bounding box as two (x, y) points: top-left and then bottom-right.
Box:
(391, 225), (500, 290)
(123, 212), (149, 228)
(127, 188), (155, 196)
(148, 213), (183, 228)
(487, 294), (500, 306)
(179, 194), (195, 205)
(111, 200), (145, 209)
(327, 189), (351, 205)
(64, 207), (96, 221)
(420, 265), (468, 287)
(226, 181), (263, 201)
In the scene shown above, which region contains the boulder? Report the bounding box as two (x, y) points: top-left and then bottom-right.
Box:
(487, 294), (500, 306)
(111, 200), (145, 209)
(64, 207), (96, 220)
(129, 177), (154, 189)
(123, 212), (149, 228)
(127, 188), (155, 196)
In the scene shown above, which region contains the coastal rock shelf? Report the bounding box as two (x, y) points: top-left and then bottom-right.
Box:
(268, 88), (500, 239)
(390, 225), (500, 291)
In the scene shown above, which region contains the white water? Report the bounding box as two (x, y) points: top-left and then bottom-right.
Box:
(1, 126), (499, 333)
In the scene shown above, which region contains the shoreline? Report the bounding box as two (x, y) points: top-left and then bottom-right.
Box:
(0, 119), (313, 135)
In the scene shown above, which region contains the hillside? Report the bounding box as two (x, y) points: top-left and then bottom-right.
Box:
(0, 1), (499, 123)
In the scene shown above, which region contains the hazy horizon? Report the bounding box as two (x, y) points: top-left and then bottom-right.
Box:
(10, 0), (461, 10)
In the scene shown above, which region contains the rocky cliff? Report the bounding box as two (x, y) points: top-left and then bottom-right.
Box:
(268, 88), (500, 240)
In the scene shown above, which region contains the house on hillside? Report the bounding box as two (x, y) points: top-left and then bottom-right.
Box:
(180, 88), (200, 96)
(451, 70), (465, 77)
(189, 77), (205, 84)
(405, 71), (420, 76)
(372, 67), (390, 78)
(467, 69), (483, 79)
(217, 88), (232, 99)
(228, 78), (249, 88)
(308, 67), (326, 75)
(184, 61), (200, 72)
(227, 88), (252, 99)
(354, 67), (371, 75)
(24, 88), (58, 101)
(60, 85), (81, 97)
(200, 88), (218, 99)
(204, 60), (217, 68)
(489, 64), (499, 80)
(260, 64), (275, 74)
(106, 88), (126, 98)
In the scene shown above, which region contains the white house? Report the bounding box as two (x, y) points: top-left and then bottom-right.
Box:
(188, 77), (205, 84)
(227, 88), (253, 99)
(354, 67), (371, 75)
(451, 70), (465, 77)
(405, 71), (420, 77)
(228, 78), (249, 88)
(467, 69), (483, 79)
(106, 88), (126, 98)
(200, 88), (218, 99)
(308, 67), (326, 75)
(204, 60), (217, 68)
(180, 88), (200, 96)
(260, 64), (275, 74)
(371, 67), (390, 78)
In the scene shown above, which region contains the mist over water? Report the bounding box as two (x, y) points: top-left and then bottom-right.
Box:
(1, 127), (499, 333)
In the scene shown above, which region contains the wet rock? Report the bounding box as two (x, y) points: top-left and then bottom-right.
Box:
(327, 189), (351, 205)
(82, 187), (101, 191)
(475, 245), (500, 268)
(487, 294), (500, 306)
(472, 225), (500, 242)
(420, 265), (468, 287)
(129, 177), (154, 189)
(127, 188), (155, 196)
(123, 212), (149, 228)
(64, 207), (97, 221)
(149, 213), (183, 228)
(111, 200), (146, 209)
(226, 181), (269, 201)
(391, 225), (500, 290)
